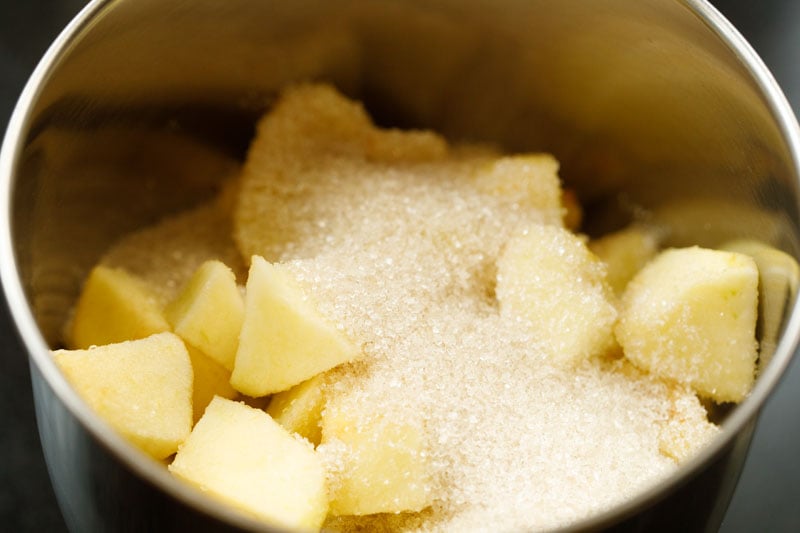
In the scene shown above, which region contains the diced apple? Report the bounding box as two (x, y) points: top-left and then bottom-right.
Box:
(472, 154), (564, 227)
(321, 404), (432, 516)
(721, 239), (800, 372)
(231, 256), (360, 396)
(169, 397), (328, 530)
(615, 247), (759, 403)
(68, 265), (169, 349)
(496, 224), (618, 365)
(165, 260), (244, 371)
(266, 374), (326, 446)
(52, 332), (192, 459)
(589, 225), (660, 296)
(186, 345), (238, 423)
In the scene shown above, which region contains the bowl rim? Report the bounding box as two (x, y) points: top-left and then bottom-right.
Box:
(2, 0), (800, 531)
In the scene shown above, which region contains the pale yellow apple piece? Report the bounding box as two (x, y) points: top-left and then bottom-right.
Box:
(496, 224), (618, 365)
(321, 405), (432, 516)
(615, 247), (759, 403)
(472, 154), (564, 227)
(589, 225), (661, 296)
(52, 332), (192, 459)
(231, 256), (360, 396)
(169, 397), (328, 530)
(165, 260), (244, 371)
(721, 239), (800, 373)
(68, 265), (169, 349)
(186, 345), (238, 423)
(266, 374), (326, 446)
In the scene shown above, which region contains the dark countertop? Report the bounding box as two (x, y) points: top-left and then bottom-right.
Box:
(0, 1), (798, 531)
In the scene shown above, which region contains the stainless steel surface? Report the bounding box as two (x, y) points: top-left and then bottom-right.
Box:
(1, 0), (799, 531)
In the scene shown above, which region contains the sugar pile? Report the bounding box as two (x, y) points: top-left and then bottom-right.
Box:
(280, 167), (695, 532)
(231, 85), (717, 531)
(102, 188), (247, 308)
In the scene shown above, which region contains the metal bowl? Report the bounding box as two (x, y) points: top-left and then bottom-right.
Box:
(2, 0), (799, 531)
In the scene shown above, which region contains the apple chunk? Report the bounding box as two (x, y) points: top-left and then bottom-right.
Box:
(231, 256), (360, 396)
(589, 225), (660, 296)
(68, 265), (169, 349)
(615, 247), (759, 403)
(165, 260), (244, 371)
(266, 374), (326, 446)
(169, 397), (328, 530)
(496, 224), (617, 365)
(185, 345), (237, 423)
(721, 239), (800, 372)
(52, 332), (192, 459)
(321, 405), (432, 516)
(471, 154), (564, 227)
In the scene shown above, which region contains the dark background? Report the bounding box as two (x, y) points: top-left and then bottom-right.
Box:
(1, 1), (798, 531)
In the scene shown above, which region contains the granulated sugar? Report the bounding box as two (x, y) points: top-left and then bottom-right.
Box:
(231, 84), (717, 531)
(102, 193), (247, 307)
(278, 176), (703, 532)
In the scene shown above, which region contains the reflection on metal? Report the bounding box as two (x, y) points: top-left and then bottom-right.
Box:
(651, 199), (792, 249)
